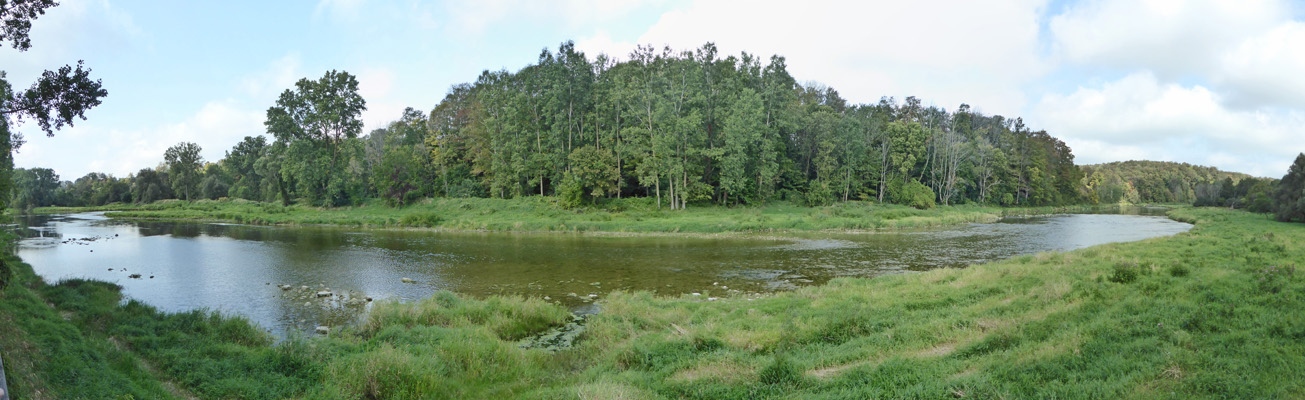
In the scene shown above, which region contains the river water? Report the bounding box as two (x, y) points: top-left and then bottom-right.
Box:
(12, 208), (1191, 336)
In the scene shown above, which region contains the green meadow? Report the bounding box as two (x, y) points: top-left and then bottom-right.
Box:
(1, 207), (1301, 399)
(31, 197), (1105, 234)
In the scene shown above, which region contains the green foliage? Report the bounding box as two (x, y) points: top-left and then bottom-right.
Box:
(562, 146), (618, 207)
(1107, 261), (1147, 284)
(1276, 153), (1305, 222)
(265, 70), (368, 206)
(891, 179), (936, 210)
(164, 142), (203, 201)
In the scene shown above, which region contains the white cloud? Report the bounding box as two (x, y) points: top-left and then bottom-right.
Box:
(579, 0), (1047, 116)
(1217, 22), (1305, 109)
(443, 0), (666, 35)
(575, 30), (636, 61)
(1048, 0), (1287, 78)
(14, 100), (264, 178)
(313, 0), (368, 23)
(356, 67), (406, 132)
(239, 54), (303, 101)
(0, 0), (142, 79)
(1034, 72), (1303, 177)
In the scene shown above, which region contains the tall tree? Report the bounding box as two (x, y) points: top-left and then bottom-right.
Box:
(164, 142), (203, 201)
(1276, 153), (1305, 223)
(264, 70), (367, 205)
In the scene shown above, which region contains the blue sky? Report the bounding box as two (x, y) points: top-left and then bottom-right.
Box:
(3, 0), (1303, 179)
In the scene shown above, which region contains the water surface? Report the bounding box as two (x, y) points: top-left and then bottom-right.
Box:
(13, 209), (1191, 336)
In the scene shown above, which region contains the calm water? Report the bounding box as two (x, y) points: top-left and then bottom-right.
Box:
(13, 209), (1191, 336)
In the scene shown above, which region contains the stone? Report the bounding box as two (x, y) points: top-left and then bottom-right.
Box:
(316, 291), (332, 297)
(691, 292), (702, 296)
(543, 296), (551, 300)
(587, 294), (598, 298)
(401, 277), (416, 283)
(280, 285), (293, 291)
(303, 302), (311, 306)
(315, 326), (329, 335)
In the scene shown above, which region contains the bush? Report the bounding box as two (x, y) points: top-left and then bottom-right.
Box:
(0, 258), (9, 290)
(399, 213), (443, 227)
(804, 181), (835, 207)
(1108, 262), (1146, 284)
(1168, 263), (1190, 277)
(890, 179), (935, 210)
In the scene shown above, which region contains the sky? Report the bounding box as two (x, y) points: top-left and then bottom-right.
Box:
(2, 0), (1303, 179)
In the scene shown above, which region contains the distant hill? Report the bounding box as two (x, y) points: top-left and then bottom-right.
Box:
(1080, 160), (1251, 204)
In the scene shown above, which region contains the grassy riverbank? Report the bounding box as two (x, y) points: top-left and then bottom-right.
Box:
(3, 207), (1301, 398)
(31, 197), (1103, 233)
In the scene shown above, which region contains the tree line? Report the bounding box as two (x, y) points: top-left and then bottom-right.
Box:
(7, 41), (1305, 222)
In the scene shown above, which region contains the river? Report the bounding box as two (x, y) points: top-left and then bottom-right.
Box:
(12, 208), (1191, 336)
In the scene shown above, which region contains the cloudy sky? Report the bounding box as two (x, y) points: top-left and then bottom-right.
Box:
(2, 0), (1303, 179)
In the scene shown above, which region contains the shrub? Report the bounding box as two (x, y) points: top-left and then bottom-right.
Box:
(759, 355), (802, 386)
(890, 179), (936, 210)
(1108, 262), (1146, 284)
(399, 213), (443, 227)
(1168, 263), (1190, 277)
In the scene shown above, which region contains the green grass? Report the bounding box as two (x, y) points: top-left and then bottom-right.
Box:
(32, 197), (1102, 234)
(4, 207), (1302, 399)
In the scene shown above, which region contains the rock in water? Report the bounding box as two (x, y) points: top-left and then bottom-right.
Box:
(315, 326), (329, 335)
(401, 277), (415, 283)
(316, 291), (332, 297)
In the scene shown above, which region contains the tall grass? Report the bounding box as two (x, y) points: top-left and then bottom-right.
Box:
(36, 197), (1018, 234)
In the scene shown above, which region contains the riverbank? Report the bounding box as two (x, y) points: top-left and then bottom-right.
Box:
(3, 207), (1300, 398)
(31, 197), (1108, 234)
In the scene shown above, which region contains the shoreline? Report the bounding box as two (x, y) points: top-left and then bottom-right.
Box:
(3, 207), (1300, 398)
(22, 198), (1159, 237)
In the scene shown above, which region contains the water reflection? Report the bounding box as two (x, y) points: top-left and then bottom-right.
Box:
(12, 208), (1191, 336)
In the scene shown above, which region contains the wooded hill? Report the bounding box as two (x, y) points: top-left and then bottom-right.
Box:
(1080, 160), (1250, 204)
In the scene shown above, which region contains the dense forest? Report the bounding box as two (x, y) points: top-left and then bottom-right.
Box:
(8, 42), (1087, 211)
(1079, 160), (1276, 210)
(6, 41), (1305, 221)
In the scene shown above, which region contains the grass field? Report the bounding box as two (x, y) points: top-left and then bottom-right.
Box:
(2, 207), (1301, 399)
(32, 197), (1102, 234)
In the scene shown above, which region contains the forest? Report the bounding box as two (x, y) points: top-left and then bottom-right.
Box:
(5, 41), (1305, 222)
(8, 42), (1087, 212)
(1080, 160), (1279, 212)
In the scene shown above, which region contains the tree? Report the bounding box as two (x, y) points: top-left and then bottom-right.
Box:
(560, 146), (618, 207)
(1275, 153), (1305, 223)
(264, 70), (367, 205)
(0, 0), (108, 209)
(164, 142), (203, 201)
(223, 136), (267, 200)
(132, 167), (168, 204)
(11, 166), (58, 209)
